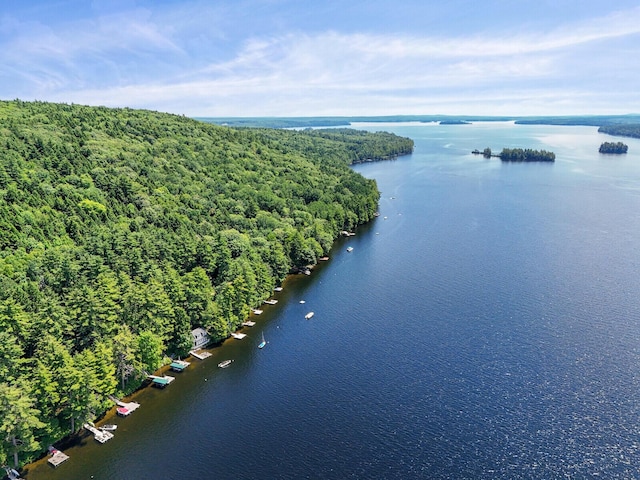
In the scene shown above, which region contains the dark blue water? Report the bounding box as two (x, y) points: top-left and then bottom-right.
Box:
(27, 122), (640, 479)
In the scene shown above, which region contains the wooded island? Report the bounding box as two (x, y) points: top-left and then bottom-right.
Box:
(472, 147), (555, 162)
(0, 100), (413, 469)
(599, 141), (628, 154)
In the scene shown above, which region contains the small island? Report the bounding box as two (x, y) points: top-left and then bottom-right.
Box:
(599, 141), (628, 154)
(440, 120), (471, 125)
(498, 148), (555, 162)
(472, 147), (555, 162)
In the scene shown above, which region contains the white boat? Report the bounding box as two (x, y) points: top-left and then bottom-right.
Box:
(299, 300), (306, 304)
(218, 359), (233, 368)
(258, 332), (266, 349)
(305, 312), (314, 319)
(99, 424), (117, 431)
(274, 286), (283, 292)
(346, 247), (353, 252)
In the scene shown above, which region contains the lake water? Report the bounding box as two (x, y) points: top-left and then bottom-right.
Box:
(25, 122), (640, 479)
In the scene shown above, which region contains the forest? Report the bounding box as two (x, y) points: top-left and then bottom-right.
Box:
(0, 100), (413, 468)
(599, 142), (628, 154)
(499, 148), (556, 162)
(598, 125), (640, 139)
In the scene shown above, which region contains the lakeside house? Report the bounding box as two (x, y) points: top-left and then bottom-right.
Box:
(191, 328), (210, 349)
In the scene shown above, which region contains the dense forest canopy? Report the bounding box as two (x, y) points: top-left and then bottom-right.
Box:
(599, 141), (628, 154)
(499, 148), (555, 162)
(598, 125), (640, 139)
(0, 100), (413, 468)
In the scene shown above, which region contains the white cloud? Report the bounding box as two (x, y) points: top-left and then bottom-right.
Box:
(4, 3), (640, 115)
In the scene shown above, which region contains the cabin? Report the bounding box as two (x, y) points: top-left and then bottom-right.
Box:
(191, 328), (210, 349)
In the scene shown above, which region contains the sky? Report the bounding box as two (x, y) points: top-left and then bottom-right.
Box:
(1, 0), (639, 117)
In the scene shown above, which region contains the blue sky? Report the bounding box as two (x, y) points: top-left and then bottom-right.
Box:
(1, 0), (639, 117)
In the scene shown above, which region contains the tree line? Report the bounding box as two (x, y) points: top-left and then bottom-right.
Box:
(0, 100), (413, 468)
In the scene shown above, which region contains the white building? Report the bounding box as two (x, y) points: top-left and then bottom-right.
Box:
(191, 327), (210, 349)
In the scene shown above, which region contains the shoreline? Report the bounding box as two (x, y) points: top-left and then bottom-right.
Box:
(18, 225), (350, 478)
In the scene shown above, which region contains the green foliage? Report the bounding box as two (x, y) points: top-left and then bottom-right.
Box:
(598, 124), (640, 139)
(598, 141), (628, 154)
(0, 99), (413, 466)
(499, 148), (555, 162)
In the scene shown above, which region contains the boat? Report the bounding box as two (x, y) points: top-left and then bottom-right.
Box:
(299, 300), (306, 304)
(274, 286), (283, 292)
(346, 247), (353, 252)
(305, 312), (314, 319)
(258, 332), (267, 349)
(218, 359), (233, 368)
(4, 467), (24, 480)
(99, 424), (118, 431)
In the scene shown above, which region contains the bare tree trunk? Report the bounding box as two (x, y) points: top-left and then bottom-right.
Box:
(11, 435), (19, 468)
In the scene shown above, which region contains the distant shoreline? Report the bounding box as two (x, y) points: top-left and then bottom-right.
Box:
(196, 115), (640, 130)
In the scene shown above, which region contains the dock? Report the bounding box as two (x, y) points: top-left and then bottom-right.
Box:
(115, 400), (140, 417)
(170, 359), (190, 372)
(263, 299), (278, 305)
(83, 424), (114, 443)
(148, 375), (175, 388)
(242, 321), (256, 327)
(231, 332), (247, 340)
(252, 308), (263, 315)
(47, 447), (69, 468)
(190, 349), (212, 360)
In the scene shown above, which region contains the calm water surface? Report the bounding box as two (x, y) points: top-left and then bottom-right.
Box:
(26, 122), (640, 479)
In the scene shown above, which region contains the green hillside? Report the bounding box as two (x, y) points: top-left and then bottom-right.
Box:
(0, 100), (413, 467)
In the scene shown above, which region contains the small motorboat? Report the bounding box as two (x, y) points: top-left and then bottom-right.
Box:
(99, 424), (117, 431)
(305, 312), (315, 319)
(218, 359), (233, 368)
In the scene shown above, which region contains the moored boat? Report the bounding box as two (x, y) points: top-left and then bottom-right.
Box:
(305, 312), (314, 319)
(218, 359), (233, 368)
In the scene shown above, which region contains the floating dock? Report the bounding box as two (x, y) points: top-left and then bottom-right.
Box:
(242, 321), (256, 327)
(115, 400), (140, 417)
(252, 308), (263, 315)
(148, 375), (175, 388)
(170, 359), (190, 372)
(263, 299), (278, 305)
(190, 349), (212, 360)
(231, 332), (247, 340)
(47, 447), (69, 468)
(83, 424), (114, 443)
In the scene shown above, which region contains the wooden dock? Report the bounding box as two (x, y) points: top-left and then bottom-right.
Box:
(242, 321), (256, 327)
(231, 332), (247, 340)
(252, 309), (263, 315)
(148, 375), (175, 388)
(115, 400), (140, 416)
(190, 349), (212, 360)
(170, 359), (190, 372)
(47, 448), (69, 468)
(83, 424), (114, 443)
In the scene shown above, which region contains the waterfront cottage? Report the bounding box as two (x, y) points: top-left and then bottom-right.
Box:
(191, 328), (210, 349)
